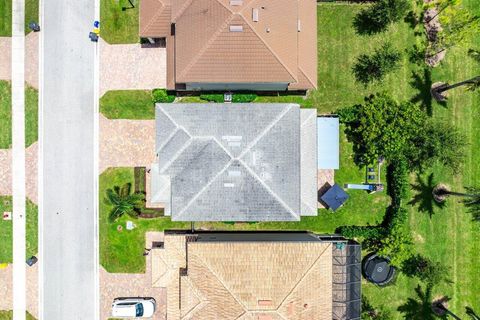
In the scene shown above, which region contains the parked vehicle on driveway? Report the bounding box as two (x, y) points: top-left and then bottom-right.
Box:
(111, 297), (156, 318)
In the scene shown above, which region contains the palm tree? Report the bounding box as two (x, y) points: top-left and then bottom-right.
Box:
(105, 183), (145, 222)
(424, 0), (460, 24)
(398, 285), (438, 320)
(433, 185), (480, 220)
(409, 173), (446, 218)
(431, 76), (480, 101)
(431, 296), (462, 319)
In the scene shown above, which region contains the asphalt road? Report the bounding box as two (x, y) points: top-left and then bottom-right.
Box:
(41, 0), (97, 319)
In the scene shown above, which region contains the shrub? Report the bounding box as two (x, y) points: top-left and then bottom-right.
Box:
(401, 254), (451, 285)
(352, 43), (402, 85)
(337, 105), (358, 124)
(151, 89), (175, 103)
(232, 93), (257, 103)
(199, 94), (224, 103)
(353, 0), (412, 35)
(378, 207), (412, 266)
(386, 157), (409, 206)
(337, 225), (385, 240)
(199, 93), (258, 103)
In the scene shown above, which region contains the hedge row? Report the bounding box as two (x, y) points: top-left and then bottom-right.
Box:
(338, 157), (412, 265)
(199, 93), (257, 103)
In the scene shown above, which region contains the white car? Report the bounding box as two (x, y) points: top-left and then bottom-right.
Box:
(111, 297), (156, 318)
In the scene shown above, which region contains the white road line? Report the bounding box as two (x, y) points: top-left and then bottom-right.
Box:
(11, 0), (26, 319)
(37, 0), (44, 317)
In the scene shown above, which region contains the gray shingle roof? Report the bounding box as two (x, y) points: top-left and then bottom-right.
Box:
(153, 103), (317, 221)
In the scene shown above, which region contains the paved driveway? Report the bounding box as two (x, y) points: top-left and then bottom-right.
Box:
(100, 40), (166, 96)
(100, 232), (166, 320)
(99, 115), (155, 173)
(0, 33), (39, 88)
(0, 143), (38, 203)
(0, 263), (39, 318)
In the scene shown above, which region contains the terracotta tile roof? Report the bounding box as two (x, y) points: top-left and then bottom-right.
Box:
(152, 234), (333, 319)
(139, 0), (317, 89)
(139, 0), (172, 37)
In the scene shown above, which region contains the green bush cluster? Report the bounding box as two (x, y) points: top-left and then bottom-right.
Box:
(353, 0), (411, 35)
(151, 88), (175, 103)
(386, 157), (409, 206)
(352, 42), (402, 85)
(199, 93), (258, 103)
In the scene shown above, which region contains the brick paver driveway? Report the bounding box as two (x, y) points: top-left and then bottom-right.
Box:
(0, 263), (38, 318)
(0, 143), (38, 203)
(0, 33), (39, 88)
(100, 40), (166, 96)
(99, 115), (156, 173)
(100, 232), (166, 320)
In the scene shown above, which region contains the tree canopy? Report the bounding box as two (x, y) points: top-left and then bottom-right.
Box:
(340, 93), (466, 171)
(353, 43), (401, 86)
(354, 0), (411, 35)
(429, 5), (480, 55)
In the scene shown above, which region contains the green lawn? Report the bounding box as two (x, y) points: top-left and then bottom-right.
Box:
(99, 168), (189, 273)
(100, 90), (154, 119)
(0, 0), (38, 36)
(25, 0), (38, 34)
(100, 0), (139, 44)
(0, 81), (38, 149)
(25, 85), (38, 147)
(0, 0), (12, 36)
(0, 311), (36, 320)
(0, 81), (12, 149)
(312, 2), (480, 318)
(0, 196), (38, 263)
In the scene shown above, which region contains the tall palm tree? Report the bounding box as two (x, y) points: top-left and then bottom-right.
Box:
(433, 185), (480, 220)
(431, 76), (480, 101)
(105, 183), (145, 222)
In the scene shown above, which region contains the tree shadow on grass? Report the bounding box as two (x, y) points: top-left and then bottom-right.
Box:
(398, 285), (447, 320)
(410, 68), (434, 116)
(352, 10), (387, 35)
(466, 306), (480, 319)
(408, 173), (446, 218)
(409, 67), (448, 116)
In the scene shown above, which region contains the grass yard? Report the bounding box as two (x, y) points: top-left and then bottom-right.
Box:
(311, 2), (480, 318)
(100, 0), (139, 44)
(0, 196), (38, 263)
(25, 85), (38, 147)
(0, 81), (12, 149)
(0, 311), (36, 320)
(0, 0), (12, 36)
(25, 0), (38, 34)
(100, 90), (154, 119)
(0, 81), (38, 149)
(99, 168), (189, 273)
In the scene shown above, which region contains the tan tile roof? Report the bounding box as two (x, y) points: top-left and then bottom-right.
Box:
(153, 234), (332, 319)
(139, 0), (317, 90)
(139, 0), (172, 37)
